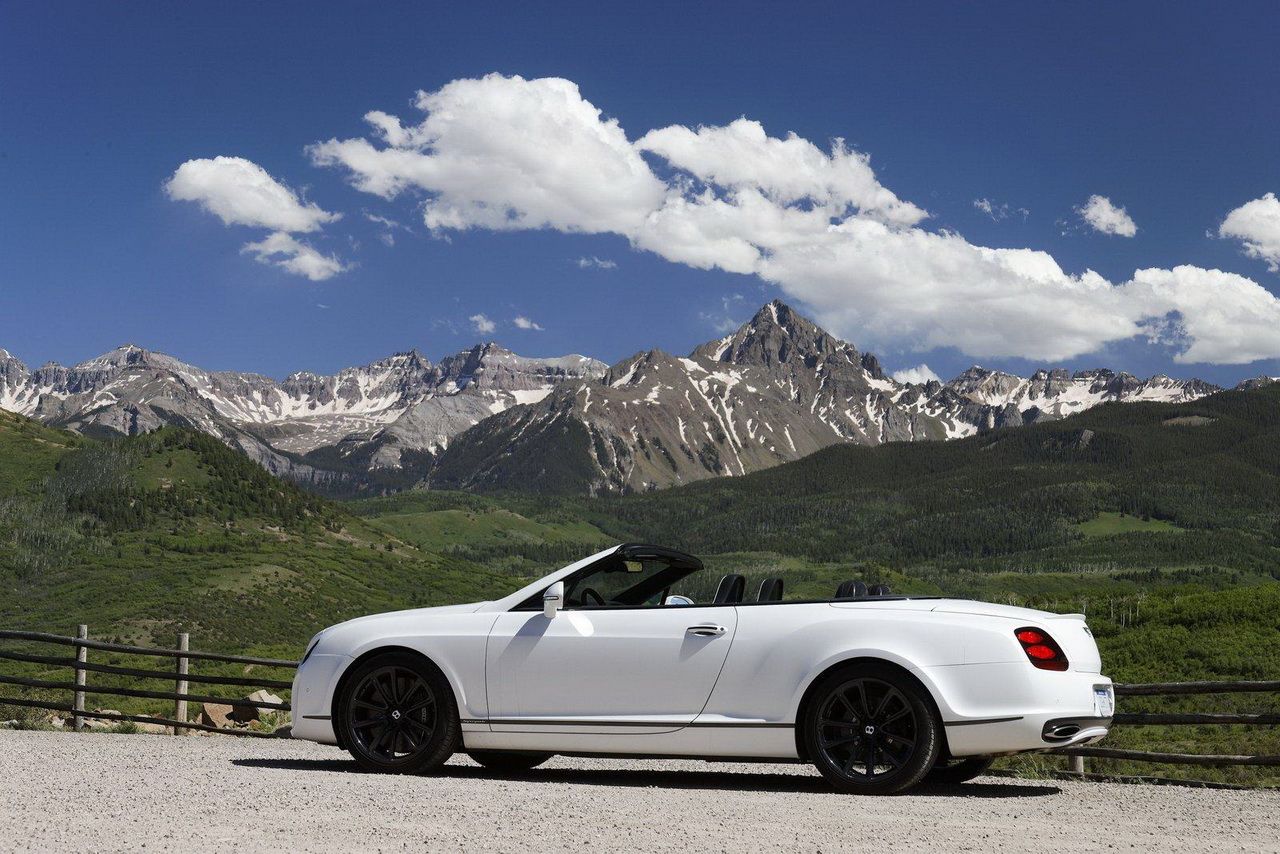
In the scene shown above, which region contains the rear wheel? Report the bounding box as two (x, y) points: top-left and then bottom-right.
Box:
(925, 756), (994, 785)
(466, 751), (553, 772)
(803, 663), (941, 795)
(337, 652), (459, 774)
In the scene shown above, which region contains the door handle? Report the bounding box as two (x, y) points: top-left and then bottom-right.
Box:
(686, 624), (726, 637)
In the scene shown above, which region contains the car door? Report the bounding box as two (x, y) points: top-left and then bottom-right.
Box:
(484, 605), (738, 733)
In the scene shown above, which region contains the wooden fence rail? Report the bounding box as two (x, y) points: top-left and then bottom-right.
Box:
(0, 627), (297, 736)
(1052, 680), (1280, 772)
(1, 627), (1277, 770)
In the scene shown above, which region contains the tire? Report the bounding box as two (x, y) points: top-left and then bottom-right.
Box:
(466, 751), (553, 772)
(802, 663), (941, 795)
(925, 756), (994, 785)
(336, 651), (460, 774)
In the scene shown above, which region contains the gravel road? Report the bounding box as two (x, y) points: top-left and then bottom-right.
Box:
(1, 731), (1276, 853)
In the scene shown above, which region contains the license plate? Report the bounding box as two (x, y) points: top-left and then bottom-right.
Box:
(1094, 686), (1115, 718)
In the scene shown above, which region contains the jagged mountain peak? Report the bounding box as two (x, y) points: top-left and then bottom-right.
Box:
(1236, 376), (1279, 391)
(287, 349), (434, 383)
(599, 348), (685, 387)
(692, 299), (867, 373)
(71, 344), (194, 374)
(953, 365), (1016, 381)
(356, 349), (434, 372)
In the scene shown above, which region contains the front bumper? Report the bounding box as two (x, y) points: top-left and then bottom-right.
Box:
(290, 653), (350, 745)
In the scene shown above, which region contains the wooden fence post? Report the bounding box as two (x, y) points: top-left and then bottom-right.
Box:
(174, 632), (189, 736)
(72, 624), (87, 730)
(1069, 755), (1085, 774)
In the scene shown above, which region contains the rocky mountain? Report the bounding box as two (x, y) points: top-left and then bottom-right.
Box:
(428, 301), (1225, 494)
(1, 302), (1248, 495)
(0, 342), (605, 491)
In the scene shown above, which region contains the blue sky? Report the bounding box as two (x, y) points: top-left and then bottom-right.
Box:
(3, 2), (1280, 386)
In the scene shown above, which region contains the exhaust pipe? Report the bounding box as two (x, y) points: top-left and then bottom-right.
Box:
(1041, 723), (1083, 742)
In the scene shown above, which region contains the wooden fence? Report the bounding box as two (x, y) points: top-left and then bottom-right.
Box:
(0, 627), (296, 738)
(2, 627), (1277, 770)
(1052, 680), (1280, 772)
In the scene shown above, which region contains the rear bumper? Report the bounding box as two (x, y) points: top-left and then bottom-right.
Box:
(1041, 715), (1112, 744)
(943, 713), (1110, 756)
(917, 663), (1113, 757)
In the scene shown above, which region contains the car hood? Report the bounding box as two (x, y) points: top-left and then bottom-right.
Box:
(332, 601), (490, 631)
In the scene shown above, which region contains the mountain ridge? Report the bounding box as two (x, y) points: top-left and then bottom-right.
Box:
(427, 300), (1233, 494)
(4, 300), (1268, 495)
(0, 339), (607, 492)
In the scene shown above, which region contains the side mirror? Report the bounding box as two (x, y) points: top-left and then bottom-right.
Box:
(543, 581), (565, 619)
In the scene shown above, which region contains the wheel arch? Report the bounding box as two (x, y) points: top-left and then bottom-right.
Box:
(330, 645), (461, 748)
(791, 656), (948, 761)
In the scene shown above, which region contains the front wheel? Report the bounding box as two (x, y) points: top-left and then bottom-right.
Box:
(337, 651), (460, 774)
(803, 664), (941, 795)
(467, 751), (553, 773)
(925, 756), (994, 785)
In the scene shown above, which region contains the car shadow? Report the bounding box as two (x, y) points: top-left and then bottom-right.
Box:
(231, 758), (1059, 798)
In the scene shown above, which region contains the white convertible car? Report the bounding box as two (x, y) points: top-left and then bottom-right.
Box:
(292, 544), (1113, 794)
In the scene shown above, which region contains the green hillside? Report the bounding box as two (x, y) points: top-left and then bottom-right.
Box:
(0, 423), (511, 654)
(0, 408), (86, 492)
(349, 490), (615, 574)
(590, 384), (1280, 571)
(356, 385), (1280, 618)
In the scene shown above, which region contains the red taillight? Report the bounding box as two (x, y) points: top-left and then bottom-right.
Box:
(1015, 626), (1069, 671)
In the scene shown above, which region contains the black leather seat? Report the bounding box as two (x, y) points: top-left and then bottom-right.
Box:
(835, 579), (868, 599)
(756, 577), (784, 602)
(868, 584), (892, 596)
(713, 574), (746, 604)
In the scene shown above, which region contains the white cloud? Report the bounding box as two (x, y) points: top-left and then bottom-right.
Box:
(1125, 265), (1280, 363)
(513, 316), (544, 330)
(576, 256), (617, 269)
(379, 233), (395, 247)
(240, 232), (348, 281)
(309, 74), (666, 235)
(470, 313), (496, 335)
(1076, 194), (1137, 237)
(167, 156), (348, 280)
(165, 156), (339, 233)
(309, 74), (1280, 365)
(973, 198), (1028, 222)
(364, 211), (405, 230)
(636, 119), (927, 227)
(892, 364), (942, 385)
(1220, 192), (1280, 272)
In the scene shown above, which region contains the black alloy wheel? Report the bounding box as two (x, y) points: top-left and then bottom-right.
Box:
(338, 651), (459, 774)
(466, 751), (554, 773)
(925, 755), (995, 785)
(803, 664), (940, 794)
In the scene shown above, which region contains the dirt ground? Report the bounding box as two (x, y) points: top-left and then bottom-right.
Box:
(1, 731), (1276, 852)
